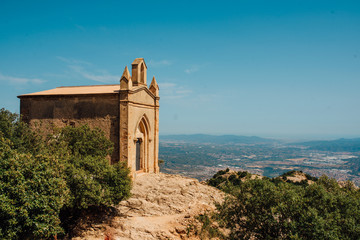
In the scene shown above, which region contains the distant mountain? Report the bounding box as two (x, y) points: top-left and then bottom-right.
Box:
(160, 134), (277, 145)
(295, 138), (360, 152)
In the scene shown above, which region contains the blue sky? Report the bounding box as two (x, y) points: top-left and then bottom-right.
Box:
(1, 0), (359, 139)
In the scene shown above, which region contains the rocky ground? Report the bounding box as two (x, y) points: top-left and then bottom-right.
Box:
(71, 173), (224, 240)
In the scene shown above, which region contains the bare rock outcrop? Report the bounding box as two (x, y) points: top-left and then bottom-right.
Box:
(72, 173), (224, 240)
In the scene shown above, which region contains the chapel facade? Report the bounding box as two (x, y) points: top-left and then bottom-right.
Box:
(18, 58), (160, 178)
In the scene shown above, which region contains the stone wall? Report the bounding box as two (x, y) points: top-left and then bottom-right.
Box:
(18, 59), (160, 177)
(20, 94), (120, 163)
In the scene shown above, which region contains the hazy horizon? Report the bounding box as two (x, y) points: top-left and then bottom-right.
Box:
(159, 132), (360, 142)
(1, 1), (359, 138)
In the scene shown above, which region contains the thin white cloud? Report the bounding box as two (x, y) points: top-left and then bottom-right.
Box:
(159, 82), (192, 99)
(56, 56), (92, 66)
(185, 65), (199, 74)
(176, 89), (192, 95)
(195, 93), (219, 103)
(68, 65), (118, 83)
(57, 56), (118, 83)
(159, 83), (176, 88)
(0, 73), (46, 85)
(148, 59), (172, 67)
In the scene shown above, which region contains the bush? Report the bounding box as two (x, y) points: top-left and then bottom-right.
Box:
(216, 176), (360, 240)
(305, 173), (318, 182)
(280, 170), (297, 177)
(195, 213), (223, 239)
(0, 108), (42, 154)
(0, 137), (68, 239)
(208, 176), (223, 188)
(54, 125), (113, 158)
(63, 156), (130, 210)
(237, 171), (249, 178)
(213, 170), (227, 178)
(49, 125), (131, 211)
(228, 174), (236, 182)
(0, 109), (132, 239)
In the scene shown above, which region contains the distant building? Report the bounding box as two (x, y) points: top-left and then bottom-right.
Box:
(18, 58), (160, 178)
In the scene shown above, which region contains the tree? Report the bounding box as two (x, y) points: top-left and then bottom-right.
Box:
(0, 136), (68, 239)
(210, 170), (360, 239)
(0, 108), (42, 154)
(48, 125), (131, 211)
(0, 109), (132, 239)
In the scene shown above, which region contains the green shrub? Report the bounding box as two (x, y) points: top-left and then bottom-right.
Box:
(63, 155), (130, 210)
(49, 125), (131, 211)
(280, 170), (297, 177)
(216, 176), (360, 239)
(0, 108), (42, 154)
(305, 173), (318, 181)
(0, 137), (68, 239)
(54, 125), (113, 158)
(237, 171), (249, 178)
(0, 109), (132, 239)
(195, 213), (223, 239)
(213, 170), (227, 178)
(228, 174), (236, 181)
(208, 176), (223, 187)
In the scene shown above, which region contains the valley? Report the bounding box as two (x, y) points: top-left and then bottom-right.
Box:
(159, 135), (360, 185)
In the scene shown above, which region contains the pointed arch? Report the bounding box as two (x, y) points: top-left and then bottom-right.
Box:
(134, 114), (151, 172)
(134, 114), (151, 137)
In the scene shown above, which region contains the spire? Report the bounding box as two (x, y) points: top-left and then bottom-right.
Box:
(131, 58), (147, 86)
(121, 66), (131, 81)
(149, 76), (159, 96)
(120, 66), (132, 90)
(150, 76), (159, 88)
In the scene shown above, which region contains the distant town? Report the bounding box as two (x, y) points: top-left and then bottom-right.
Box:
(159, 135), (360, 185)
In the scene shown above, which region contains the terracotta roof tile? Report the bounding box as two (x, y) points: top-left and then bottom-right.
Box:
(19, 84), (121, 96)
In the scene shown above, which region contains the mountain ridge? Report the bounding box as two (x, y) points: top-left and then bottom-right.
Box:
(294, 137), (360, 152)
(160, 134), (277, 145)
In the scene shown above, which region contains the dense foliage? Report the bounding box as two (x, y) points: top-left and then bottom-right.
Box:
(208, 170), (360, 239)
(48, 125), (131, 211)
(0, 136), (68, 239)
(0, 108), (131, 239)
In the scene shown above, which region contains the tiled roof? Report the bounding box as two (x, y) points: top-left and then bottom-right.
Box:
(18, 84), (122, 96)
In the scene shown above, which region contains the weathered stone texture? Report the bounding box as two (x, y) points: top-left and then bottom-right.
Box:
(18, 58), (159, 178)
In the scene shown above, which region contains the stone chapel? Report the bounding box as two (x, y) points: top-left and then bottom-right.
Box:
(18, 58), (160, 178)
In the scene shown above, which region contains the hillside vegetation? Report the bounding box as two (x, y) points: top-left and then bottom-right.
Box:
(0, 108), (131, 239)
(205, 169), (360, 239)
(295, 138), (360, 152)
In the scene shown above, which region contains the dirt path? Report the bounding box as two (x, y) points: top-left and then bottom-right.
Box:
(72, 173), (224, 240)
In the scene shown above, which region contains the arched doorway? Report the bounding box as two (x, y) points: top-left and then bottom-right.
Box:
(134, 115), (150, 172)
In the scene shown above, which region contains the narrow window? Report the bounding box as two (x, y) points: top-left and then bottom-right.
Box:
(136, 139), (141, 171)
(140, 63), (145, 84)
